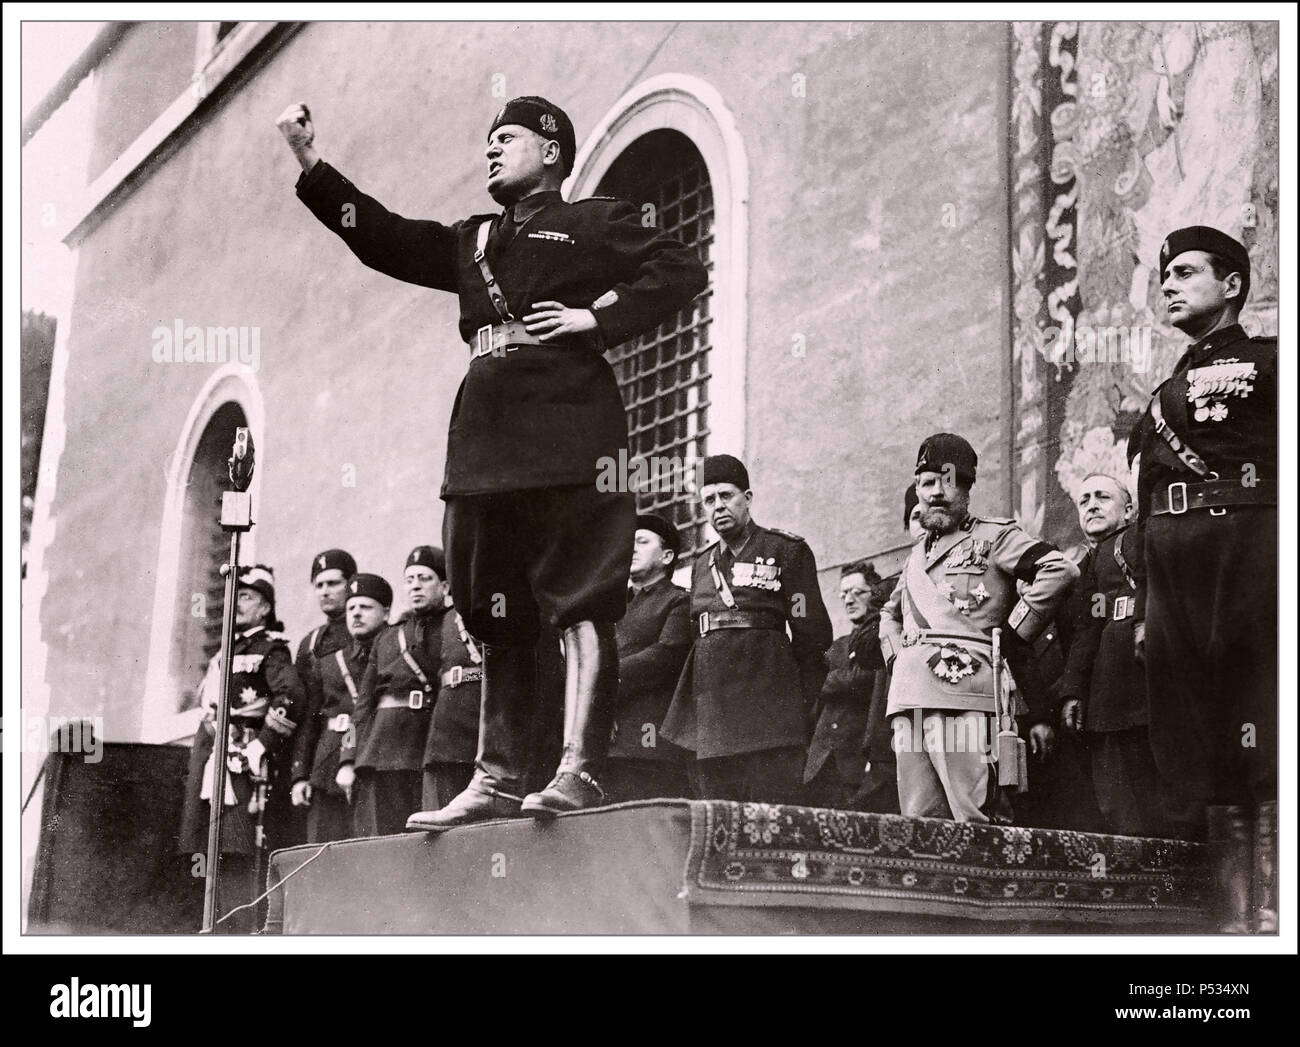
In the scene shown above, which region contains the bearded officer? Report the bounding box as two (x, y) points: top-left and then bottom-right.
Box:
(178, 565), (304, 932)
(1128, 226), (1276, 932)
(284, 549), (357, 845)
(291, 572), (392, 843)
(880, 435), (1078, 823)
(661, 455), (833, 803)
(279, 96), (706, 825)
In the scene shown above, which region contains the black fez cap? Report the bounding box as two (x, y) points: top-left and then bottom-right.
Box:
(405, 545), (446, 580)
(915, 433), (978, 487)
(311, 548), (357, 581)
(1160, 225), (1251, 299)
(636, 513), (681, 560)
(346, 572), (393, 607)
(903, 483), (919, 529)
(238, 564), (277, 606)
(490, 96), (576, 175)
(701, 454), (750, 492)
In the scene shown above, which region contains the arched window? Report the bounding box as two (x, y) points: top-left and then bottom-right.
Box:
(597, 130), (715, 554)
(169, 401), (246, 711)
(568, 75), (749, 561)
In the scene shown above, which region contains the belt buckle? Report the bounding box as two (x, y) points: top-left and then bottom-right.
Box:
(473, 324), (493, 359)
(408, 689), (425, 711)
(447, 665), (463, 686)
(1166, 481), (1188, 515)
(1112, 596), (1129, 622)
(329, 713), (350, 732)
(698, 612), (710, 637)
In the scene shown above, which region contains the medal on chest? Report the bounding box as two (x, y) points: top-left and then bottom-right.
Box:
(231, 653), (264, 674)
(1186, 358), (1257, 423)
(731, 557), (782, 591)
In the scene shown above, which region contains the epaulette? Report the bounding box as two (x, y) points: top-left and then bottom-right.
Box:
(765, 526), (805, 543)
(574, 195), (627, 207)
(973, 515), (1016, 527)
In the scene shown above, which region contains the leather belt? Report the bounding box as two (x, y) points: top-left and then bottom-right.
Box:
(1152, 479), (1276, 517)
(326, 713), (351, 732)
(698, 609), (785, 637)
(377, 691), (427, 711)
(901, 629), (994, 651)
(441, 665), (484, 687)
(469, 320), (549, 359)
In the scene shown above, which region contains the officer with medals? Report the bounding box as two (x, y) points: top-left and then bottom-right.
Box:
(1128, 225), (1277, 932)
(661, 455), (833, 803)
(284, 549), (357, 845)
(178, 565), (304, 932)
(605, 513), (693, 802)
(278, 95), (706, 825)
(1058, 475), (1166, 837)
(290, 573), (392, 843)
(345, 547), (447, 836)
(880, 435), (1078, 823)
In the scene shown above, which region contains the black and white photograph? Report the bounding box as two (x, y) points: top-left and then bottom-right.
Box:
(8, 5), (1296, 989)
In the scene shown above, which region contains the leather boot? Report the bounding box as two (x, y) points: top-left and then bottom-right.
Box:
(1205, 804), (1252, 934)
(521, 621), (618, 818)
(1252, 800), (1278, 934)
(405, 643), (533, 832)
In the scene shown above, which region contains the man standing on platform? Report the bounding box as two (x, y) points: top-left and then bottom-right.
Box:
(803, 560), (885, 810)
(1058, 475), (1166, 837)
(287, 549), (357, 843)
(605, 513), (693, 802)
(346, 547), (447, 836)
(279, 95), (706, 825)
(880, 434), (1078, 823)
(291, 573), (392, 843)
(1128, 226), (1276, 932)
(662, 455), (833, 804)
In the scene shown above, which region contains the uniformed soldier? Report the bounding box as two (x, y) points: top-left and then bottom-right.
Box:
(804, 561), (884, 810)
(661, 455), (833, 803)
(1059, 475), (1166, 837)
(346, 547), (448, 836)
(605, 513), (693, 802)
(278, 95), (707, 826)
(1128, 226), (1276, 932)
(880, 435), (1078, 823)
(420, 597), (484, 812)
(283, 549), (356, 848)
(290, 573), (392, 843)
(178, 566), (304, 932)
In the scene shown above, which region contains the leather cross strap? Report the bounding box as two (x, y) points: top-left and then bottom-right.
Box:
(1148, 393), (1211, 478)
(1111, 540), (1137, 592)
(475, 219), (513, 322)
(333, 650), (359, 699)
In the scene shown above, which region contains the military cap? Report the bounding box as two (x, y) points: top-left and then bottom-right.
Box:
(346, 572), (393, 607)
(1160, 225), (1251, 298)
(405, 545), (447, 580)
(310, 548), (357, 581)
(238, 564), (277, 606)
(701, 454), (751, 492)
(915, 433), (977, 487)
(490, 96), (576, 175)
(903, 483), (919, 529)
(636, 512), (681, 560)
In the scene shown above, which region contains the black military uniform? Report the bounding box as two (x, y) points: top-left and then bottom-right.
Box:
(296, 96), (706, 824)
(1059, 525), (1166, 837)
(421, 605), (483, 810)
(607, 569), (693, 803)
(277, 550), (356, 850)
(348, 551), (447, 836)
(805, 618), (882, 811)
(663, 457), (833, 803)
(292, 573), (391, 843)
(1128, 226), (1276, 931)
(178, 568), (304, 933)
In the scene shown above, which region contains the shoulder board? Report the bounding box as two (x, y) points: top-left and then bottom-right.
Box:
(765, 527), (805, 543)
(973, 515), (1016, 527)
(1248, 334), (1278, 347)
(574, 195), (627, 207)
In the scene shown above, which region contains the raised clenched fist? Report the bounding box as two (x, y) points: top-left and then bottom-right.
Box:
(275, 102), (320, 172)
